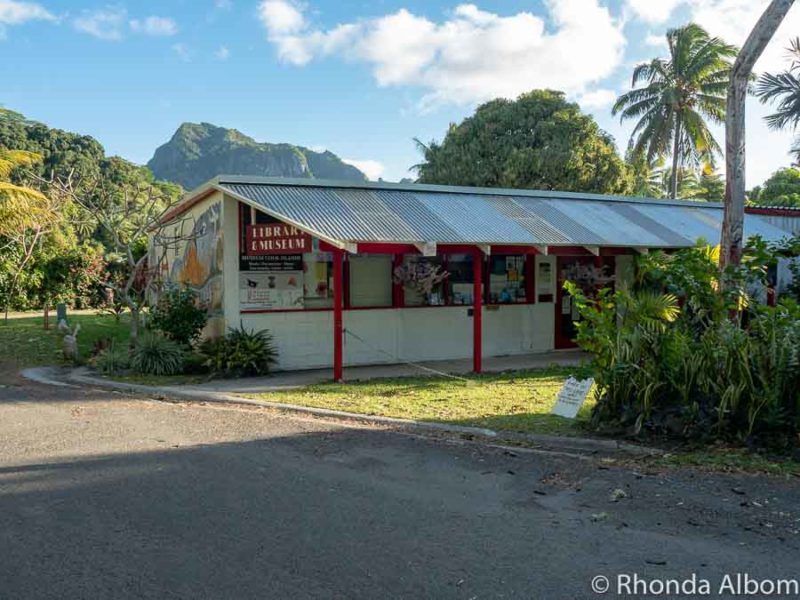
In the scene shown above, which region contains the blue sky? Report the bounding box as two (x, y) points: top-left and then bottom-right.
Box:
(2, 0), (800, 186)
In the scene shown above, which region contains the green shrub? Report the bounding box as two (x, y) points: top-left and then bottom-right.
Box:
(131, 332), (185, 376)
(182, 351), (211, 376)
(198, 326), (276, 377)
(94, 343), (130, 374)
(150, 287), (208, 345)
(570, 238), (800, 450)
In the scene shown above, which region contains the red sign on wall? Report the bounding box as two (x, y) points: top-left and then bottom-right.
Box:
(246, 224), (312, 255)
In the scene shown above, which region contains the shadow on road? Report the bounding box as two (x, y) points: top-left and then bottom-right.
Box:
(2, 418), (800, 600)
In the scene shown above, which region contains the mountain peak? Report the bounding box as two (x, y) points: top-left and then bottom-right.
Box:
(148, 122), (366, 189)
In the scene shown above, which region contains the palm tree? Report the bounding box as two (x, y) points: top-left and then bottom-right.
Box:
(756, 37), (800, 163)
(613, 23), (736, 198)
(0, 149), (48, 238)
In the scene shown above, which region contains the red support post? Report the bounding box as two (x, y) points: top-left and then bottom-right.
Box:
(333, 249), (344, 382)
(473, 249), (482, 374)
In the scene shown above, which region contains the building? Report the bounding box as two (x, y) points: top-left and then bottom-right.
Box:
(746, 205), (800, 236)
(153, 176), (790, 380)
(746, 205), (800, 297)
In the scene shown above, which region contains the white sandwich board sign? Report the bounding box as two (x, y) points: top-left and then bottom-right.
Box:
(551, 377), (594, 419)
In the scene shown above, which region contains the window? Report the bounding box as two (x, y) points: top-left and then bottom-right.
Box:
(349, 254), (392, 307)
(303, 251), (334, 309)
(446, 253), (476, 305)
(488, 255), (526, 304)
(401, 255), (446, 306)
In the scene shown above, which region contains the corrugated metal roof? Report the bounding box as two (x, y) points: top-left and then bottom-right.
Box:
(214, 177), (791, 248)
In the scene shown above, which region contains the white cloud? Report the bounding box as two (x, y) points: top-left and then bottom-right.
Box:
(644, 33), (666, 48)
(129, 16), (178, 37)
(627, 0), (800, 73)
(215, 44), (230, 60)
(172, 42), (191, 62)
(215, 0), (232, 9)
(73, 7), (126, 40)
(258, 0), (304, 35)
(258, 0), (626, 109)
(625, 0), (682, 24)
(0, 0), (54, 25)
(578, 88), (617, 110)
(342, 158), (385, 180)
(688, 0), (800, 73)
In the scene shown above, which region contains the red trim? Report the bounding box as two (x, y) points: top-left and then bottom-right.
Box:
(358, 243), (421, 254)
(599, 247), (635, 256)
(473, 248), (482, 374)
(490, 245), (541, 255)
(318, 240), (341, 253)
(333, 249), (344, 382)
(746, 206), (800, 217)
(439, 244), (486, 254)
(241, 308), (330, 314)
(343, 256), (351, 310)
(241, 304), (531, 315)
(547, 246), (594, 256)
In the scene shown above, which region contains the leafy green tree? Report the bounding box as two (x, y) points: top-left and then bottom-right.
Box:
(0, 149), (68, 319)
(625, 150), (666, 198)
(680, 169), (725, 202)
(747, 167), (800, 206)
(756, 37), (800, 163)
(613, 23), (736, 198)
(414, 90), (631, 194)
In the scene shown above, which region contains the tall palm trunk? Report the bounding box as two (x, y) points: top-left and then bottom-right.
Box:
(670, 119), (681, 199)
(721, 0), (795, 276)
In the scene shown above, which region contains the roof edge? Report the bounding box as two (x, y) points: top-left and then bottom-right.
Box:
(213, 175), (725, 209)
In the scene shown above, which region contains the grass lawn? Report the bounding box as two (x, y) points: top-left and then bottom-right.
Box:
(248, 366), (595, 435)
(0, 311), (131, 369)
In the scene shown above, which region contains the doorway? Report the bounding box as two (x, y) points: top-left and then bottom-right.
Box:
(554, 255), (616, 349)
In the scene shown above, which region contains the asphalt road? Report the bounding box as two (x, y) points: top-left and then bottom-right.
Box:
(1, 375), (799, 599)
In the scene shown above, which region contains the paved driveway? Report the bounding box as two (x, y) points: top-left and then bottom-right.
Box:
(1, 376), (799, 599)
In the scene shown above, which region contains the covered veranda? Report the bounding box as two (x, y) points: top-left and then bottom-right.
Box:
(163, 176), (791, 382)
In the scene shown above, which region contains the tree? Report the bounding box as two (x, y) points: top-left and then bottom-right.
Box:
(748, 166), (800, 205)
(721, 0), (795, 274)
(47, 172), (189, 343)
(626, 150), (666, 198)
(756, 36), (800, 163)
(613, 24), (736, 199)
(680, 168), (726, 202)
(0, 150), (67, 320)
(414, 90), (631, 194)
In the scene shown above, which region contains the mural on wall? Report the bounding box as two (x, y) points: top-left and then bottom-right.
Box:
(169, 201), (224, 314)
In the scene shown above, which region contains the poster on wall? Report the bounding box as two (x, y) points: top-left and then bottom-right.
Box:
(240, 272), (304, 310)
(537, 261), (553, 293)
(240, 253), (303, 272)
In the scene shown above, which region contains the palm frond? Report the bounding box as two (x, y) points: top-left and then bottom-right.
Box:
(0, 150), (43, 179)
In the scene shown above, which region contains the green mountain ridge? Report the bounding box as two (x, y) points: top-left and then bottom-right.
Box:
(147, 122), (366, 189)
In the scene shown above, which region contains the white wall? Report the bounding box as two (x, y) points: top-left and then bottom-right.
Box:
(240, 303), (555, 371)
